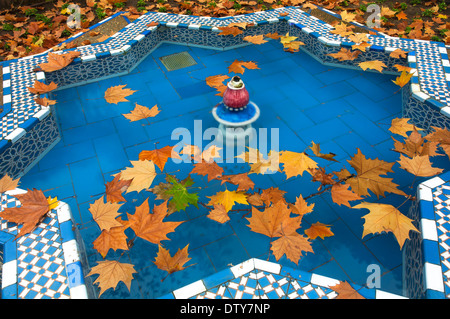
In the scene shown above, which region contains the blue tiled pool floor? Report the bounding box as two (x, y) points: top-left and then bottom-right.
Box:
(18, 40), (447, 298)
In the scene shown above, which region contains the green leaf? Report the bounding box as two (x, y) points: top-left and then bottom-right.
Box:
(151, 175), (199, 214)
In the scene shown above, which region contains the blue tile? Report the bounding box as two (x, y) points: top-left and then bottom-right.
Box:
(56, 99), (86, 130)
(315, 68), (361, 85)
(112, 114), (150, 147)
(339, 112), (391, 145)
(343, 92), (392, 122)
(76, 82), (102, 100)
(69, 157), (105, 205)
(296, 117), (351, 145)
(38, 140), (96, 171)
(204, 234), (249, 271)
(93, 134), (129, 174)
(313, 81), (357, 103)
(62, 119), (116, 145)
(304, 99), (353, 123)
(81, 98), (120, 123)
(346, 75), (395, 102)
(20, 165), (73, 191)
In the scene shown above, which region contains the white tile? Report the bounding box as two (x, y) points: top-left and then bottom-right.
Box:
(5, 128), (26, 144)
(32, 108), (50, 121)
(56, 201), (72, 224)
(310, 273), (340, 288)
(35, 72), (45, 80)
(3, 94), (11, 104)
(62, 239), (80, 264)
(81, 54), (96, 62)
(253, 258), (281, 274)
(375, 290), (407, 299)
(69, 285), (89, 299)
(412, 91), (430, 102)
(421, 218), (438, 242)
(2, 260), (17, 288)
(230, 258), (255, 278)
(421, 176), (445, 189)
(424, 262), (444, 292)
(441, 106), (450, 117)
(173, 280), (206, 299)
(418, 184), (433, 201)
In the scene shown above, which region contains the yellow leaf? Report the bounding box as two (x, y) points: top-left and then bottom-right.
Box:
(123, 103), (160, 122)
(47, 196), (59, 210)
(88, 196), (123, 231)
(398, 155), (444, 177)
(104, 85), (137, 104)
(353, 202), (419, 249)
(388, 117), (422, 137)
(119, 160), (157, 193)
(392, 71), (413, 88)
(207, 189), (248, 213)
(358, 60), (386, 73)
(88, 260), (137, 297)
(279, 151), (318, 179)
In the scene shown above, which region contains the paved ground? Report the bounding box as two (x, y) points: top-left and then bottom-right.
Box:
(18, 40), (445, 298)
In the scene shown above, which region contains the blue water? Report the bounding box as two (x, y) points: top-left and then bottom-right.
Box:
(19, 41), (448, 298)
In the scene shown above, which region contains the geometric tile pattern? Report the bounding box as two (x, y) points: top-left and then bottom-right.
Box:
(0, 189), (92, 299)
(160, 258), (406, 299)
(1, 5), (449, 178)
(404, 171), (450, 299)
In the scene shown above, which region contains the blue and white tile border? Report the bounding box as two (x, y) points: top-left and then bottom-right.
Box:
(407, 171), (450, 299)
(1, 5), (450, 178)
(0, 188), (91, 299)
(159, 258), (406, 299)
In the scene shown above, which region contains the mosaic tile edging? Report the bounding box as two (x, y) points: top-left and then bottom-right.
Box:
(413, 171), (450, 299)
(159, 258), (406, 299)
(0, 188), (90, 299)
(1, 6), (449, 140)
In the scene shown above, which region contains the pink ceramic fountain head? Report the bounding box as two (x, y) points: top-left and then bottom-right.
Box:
(222, 76), (250, 111)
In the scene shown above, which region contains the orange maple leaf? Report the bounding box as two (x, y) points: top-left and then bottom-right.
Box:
(207, 204), (229, 223)
(327, 48), (361, 61)
(331, 183), (362, 207)
(37, 51), (81, 72)
(88, 196), (123, 231)
(27, 80), (58, 95)
(304, 222), (334, 240)
(0, 189), (51, 239)
(358, 60), (386, 72)
(122, 103), (160, 122)
(270, 233), (313, 264)
(153, 244), (191, 275)
(330, 281), (365, 299)
(243, 34), (268, 44)
(105, 174), (132, 203)
(104, 84), (137, 104)
(227, 60), (259, 74)
(190, 161), (224, 182)
(0, 174), (20, 193)
(139, 145), (181, 172)
(93, 224), (129, 258)
(88, 260), (137, 297)
(127, 199), (183, 245)
(398, 155), (444, 177)
(220, 173), (255, 191)
(217, 26), (244, 36)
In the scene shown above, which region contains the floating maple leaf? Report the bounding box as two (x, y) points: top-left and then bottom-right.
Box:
(127, 199), (184, 245)
(34, 97), (57, 107)
(271, 232), (313, 264)
(88, 260), (137, 297)
(153, 244), (191, 276)
(0, 174), (20, 193)
(104, 85), (137, 104)
(309, 141), (338, 162)
(119, 160), (157, 193)
(88, 196), (123, 231)
(227, 60), (259, 74)
(93, 223), (129, 258)
(304, 222), (334, 240)
(330, 281), (365, 299)
(345, 148), (406, 198)
(389, 118), (422, 138)
(331, 183), (362, 207)
(392, 71), (413, 88)
(190, 161), (224, 182)
(398, 155), (443, 177)
(0, 189), (51, 239)
(150, 175), (199, 214)
(220, 173), (255, 191)
(207, 189), (248, 213)
(290, 195), (314, 216)
(122, 103), (160, 122)
(353, 202), (418, 249)
(139, 145), (181, 172)
(424, 126), (450, 160)
(207, 204), (229, 223)
(279, 150), (318, 179)
(260, 187), (286, 206)
(105, 174), (131, 203)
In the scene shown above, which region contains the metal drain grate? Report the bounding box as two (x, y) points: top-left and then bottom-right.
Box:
(159, 51), (197, 71)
